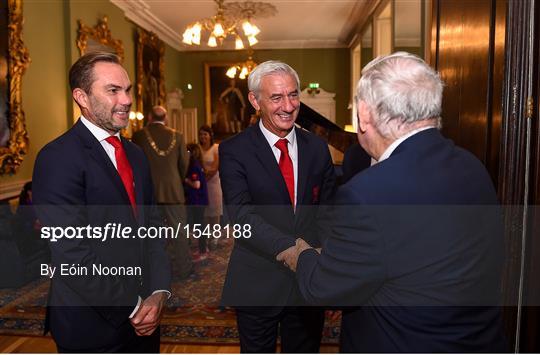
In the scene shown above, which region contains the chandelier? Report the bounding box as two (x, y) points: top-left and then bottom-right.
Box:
(226, 49), (257, 79)
(182, 0), (277, 49)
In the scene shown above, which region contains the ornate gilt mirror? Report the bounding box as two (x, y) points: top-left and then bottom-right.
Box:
(136, 28), (165, 122)
(0, 0), (30, 175)
(77, 16), (124, 61)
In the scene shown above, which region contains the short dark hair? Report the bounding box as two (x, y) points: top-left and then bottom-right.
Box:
(69, 52), (120, 93)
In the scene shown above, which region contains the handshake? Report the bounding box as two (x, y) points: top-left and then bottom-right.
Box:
(276, 238), (321, 272)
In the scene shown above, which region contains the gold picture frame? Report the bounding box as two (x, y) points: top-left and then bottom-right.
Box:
(76, 16), (124, 62)
(204, 62), (254, 141)
(0, 0), (30, 175)
(136, 28), (165, 122)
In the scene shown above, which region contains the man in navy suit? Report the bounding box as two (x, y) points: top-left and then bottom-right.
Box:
(278, 52), (506, 352)
(32, 52), (171, 352)
(219, 61), (335, 352)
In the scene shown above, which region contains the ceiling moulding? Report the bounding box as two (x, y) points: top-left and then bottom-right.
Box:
(255, 39), (348, 50)
(339, 0), (381, 47)
(181, 39), (348, 52)
(110, 0), (348, 52)
(110, 0), (183, 51)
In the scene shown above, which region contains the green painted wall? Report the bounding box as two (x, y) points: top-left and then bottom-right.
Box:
(1, 0), (140, 186)
(67, 0), (138, 122)
(174, 48), (351, 129)
(1, 0), (68, 185)
(68, 0), (137, 84)
(164, 43), (183, 93)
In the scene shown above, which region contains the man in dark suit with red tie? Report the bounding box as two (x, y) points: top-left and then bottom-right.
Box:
(32, 52), (171, 352)
(219, 60), (336, 352)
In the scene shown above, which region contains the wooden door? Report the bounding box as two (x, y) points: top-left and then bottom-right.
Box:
(432, 0), (540, 351)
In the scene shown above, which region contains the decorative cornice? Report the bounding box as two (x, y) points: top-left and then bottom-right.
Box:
(181, 39), (347, 51)
(340, 0), (381, 47)
(77, 16), (125, 61)
(0, 0), (30, 175)
(110, 0), (349, 52)
(110, 0), (182, 51)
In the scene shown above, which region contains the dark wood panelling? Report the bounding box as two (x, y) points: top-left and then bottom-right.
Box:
(433, 0), (540, 351)
(520, 1), (540, 348)
(485, 0), (507, 187)
(435, 0), (500, 180)
(435, 0), (463, 146)
(498, 1), (524, 348)
(498, 0), (539, 351)
(454, 1), (493, 161)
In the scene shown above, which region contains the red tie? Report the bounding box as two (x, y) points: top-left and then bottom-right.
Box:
(275, 139), (295, 206)
(105, 136), (137, 214)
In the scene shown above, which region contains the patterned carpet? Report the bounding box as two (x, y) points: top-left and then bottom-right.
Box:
(0, 238), (339, 344)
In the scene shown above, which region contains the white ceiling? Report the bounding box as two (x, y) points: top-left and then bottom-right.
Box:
(110, 0), (422, 51)
(111, 0), (361, 51)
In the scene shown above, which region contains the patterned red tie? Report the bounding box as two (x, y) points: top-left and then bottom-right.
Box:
(105, 136), (137, 214)
(275, 138), (295, 206)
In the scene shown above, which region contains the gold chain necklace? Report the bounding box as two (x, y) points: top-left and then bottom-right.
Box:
(143, 127), (177, 157)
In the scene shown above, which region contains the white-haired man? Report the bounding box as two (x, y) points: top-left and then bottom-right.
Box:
(278, 52), (506, 352)
(219, 60), (335, 352)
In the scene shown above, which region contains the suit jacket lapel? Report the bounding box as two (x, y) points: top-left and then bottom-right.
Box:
(250, 125), (294, 207)
(74, 120), (134, 208)
(295, 128), (310, 211)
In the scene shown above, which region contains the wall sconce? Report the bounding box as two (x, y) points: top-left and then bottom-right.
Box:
(129, 111), (144, 132)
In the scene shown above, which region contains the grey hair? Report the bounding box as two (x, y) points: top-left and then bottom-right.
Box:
(248, 60), (300, 99)
(356, 52), (443, 138)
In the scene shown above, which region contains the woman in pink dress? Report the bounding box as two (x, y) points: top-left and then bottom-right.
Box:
(199, 125), (223, 249)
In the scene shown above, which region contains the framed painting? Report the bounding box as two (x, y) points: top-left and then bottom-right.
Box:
(76, 16), (124, 62)
(0, 0), (30, 175)
(136, 28), (165, 122)
(204, 62), (255, 141)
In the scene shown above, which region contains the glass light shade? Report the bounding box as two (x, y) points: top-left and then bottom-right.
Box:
(208, 35), (218, 47)
(242, 21), (253, 36)
(235, 36), (244, 50)
(182, 29), (192, 45)
(192, 33), (201, 45)
(191, 23), (202, 45)
(136, 112), (144, 120)
(239, 66), (249, 79)
(213, 23), (225, 37)
(129, 111), (136, 120)
(192, 22), (202, 33)
(248, 35), (258, 46)
(226, 67), (237, 78)
(250, 24), (260, 36)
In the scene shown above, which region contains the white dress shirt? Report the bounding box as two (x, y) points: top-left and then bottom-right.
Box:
(259, 120), (299, 206)
(80, 115), (121, 169)
(373, 126), (437, 165)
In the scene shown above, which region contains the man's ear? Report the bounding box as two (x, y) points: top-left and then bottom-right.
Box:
(72, 88), (89, 110)
(248, 92), (260, 111)
(357, 100), (371, 133)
